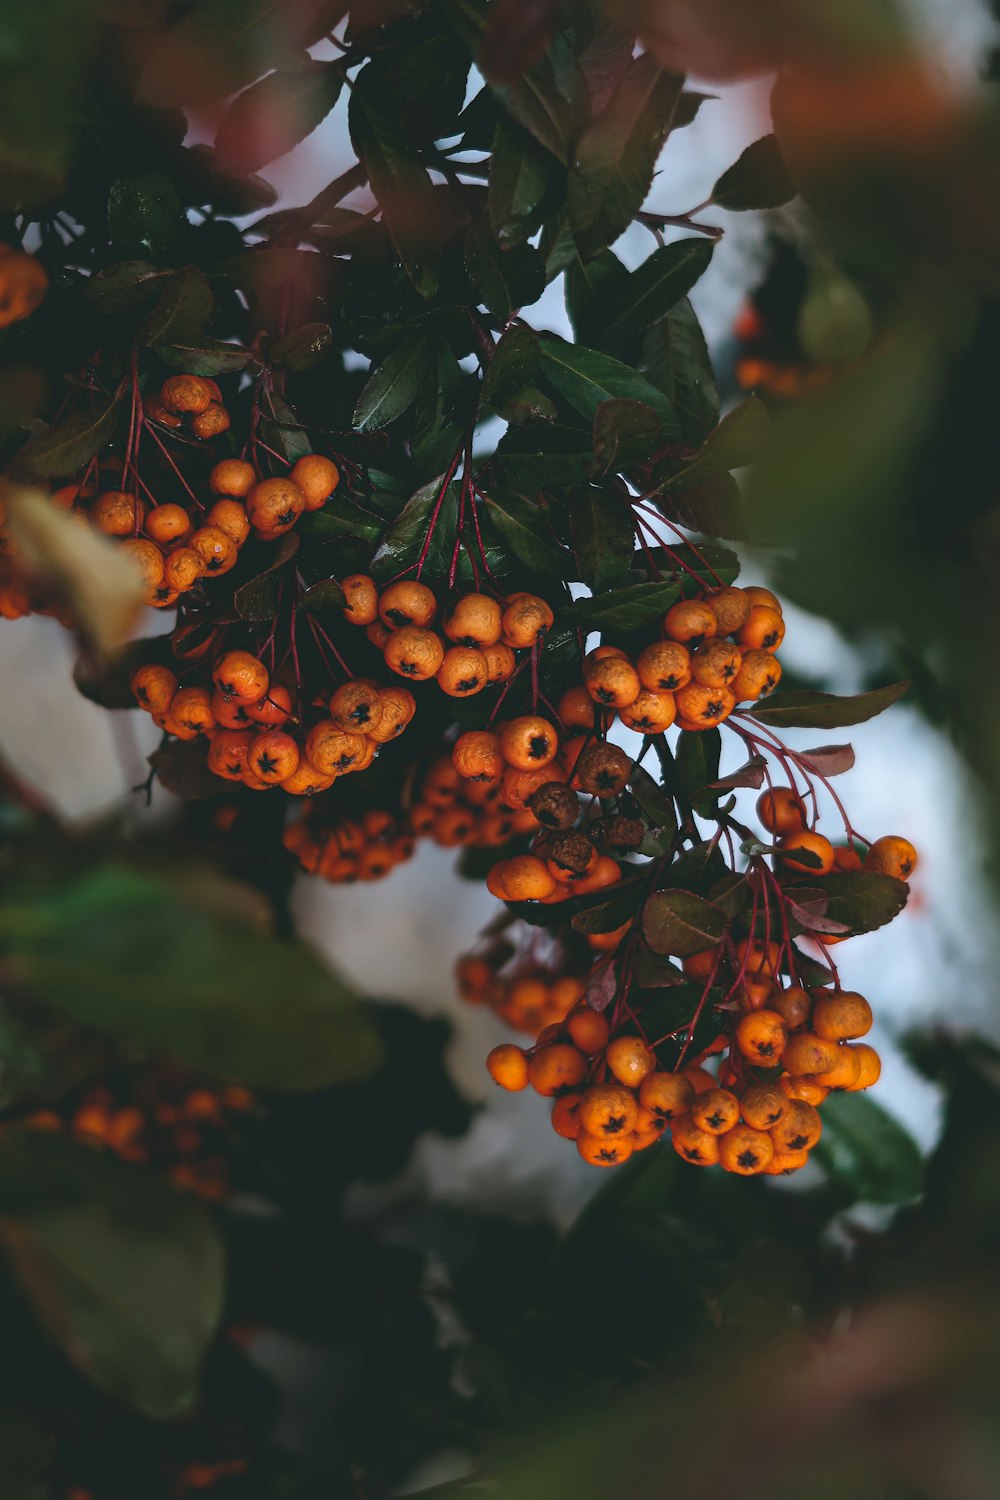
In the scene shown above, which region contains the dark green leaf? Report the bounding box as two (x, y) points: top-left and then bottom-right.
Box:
(5, 866), (382, 1091)
(571, 885), (641, 935)
(661, 396), (770, 489)
(493, 421), (595, 487)
(812, 1092), (924, 1205)
(599, 240), (714, 348)
(298, 578), (347, 625)
(139, 266), (214, 346)
(268, 321), (333, 371)
(370, 477), (454, 581)
(750, 681), (909, 728)
(567, 54), (682, 259)
(154, 337), (252, 376)
(0, 1131), (223, 1418)
(349, 72), (439, 297)
(656, 472), (747, 542)
(490, 32), (588, 164)
(215, 60), (343, 174)
(676, 727), (722, 806)
(299, 506), (381, 545)
(539, 335), (677, 429)
(258, 388), (313, 463)
(559, 580), (679, 631)
(591, 399), (662, 476)
(232, 533), (300, 620)
(14, 395), (124, 479)
(640, 295), (719, 447)
(628, 763), (678, 838)
(353, 334), (430, 432)
(812, 870), (909, 934)
(83, 261), (171, 315)
(410, 339), (466, 478)
(488, 113), (557, 246)
(107, 173), (186, 262)
(464, 222), (545, 321)
(136, 0), (343, 105)
(568, 482), (635, 589)
(642, 888), (727, 958)
(211, 246), (336, 295)
(712, 133), (795, 212)
(485, 490), (568, 573)
(564, 248), (631, 347)
(482, 325), (541, 410)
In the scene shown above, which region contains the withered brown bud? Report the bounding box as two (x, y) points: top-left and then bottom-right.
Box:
(575, 742), (631, 797)
(528, 780), (580, 829)
(546, 830), (597, 876)
(592, 815), (644, 853)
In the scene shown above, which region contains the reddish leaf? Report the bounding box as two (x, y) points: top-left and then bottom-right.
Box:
(708, 754), (766, 791)
(797, 743), (856, 777)
(584, 955), (619, 1013)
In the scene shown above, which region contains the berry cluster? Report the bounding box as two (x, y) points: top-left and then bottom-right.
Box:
(456, 927), (595, 1033)
(284, 806), (414, 883)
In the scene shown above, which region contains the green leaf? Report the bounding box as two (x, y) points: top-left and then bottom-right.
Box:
(464, 223), (545, 321)
(370, 477), (453, 581)
(657, 472), (747, 542)
(299, 506), (381, 545)
(0, 1131), (224, 1418)
(540, 335), (677, 429)
(490, 33), (588, 165)
(564, 248), (631, 347)
(485, 490), (568, 574)
(811, 869), (909, 934)
(211, 246), (336, 296)
(812, 1093), (924, 1206)
(676, 727), (722, 806)
(661, 396), (770, 489)
(559, 580), (679, 631)
(298, 577), (347, 625)
(135, 0), (343, 105)
(568, 482), (635, 590)
(138, 266), (214, 346)
(571, 884), (642, 935)
(83, 260), (171, 315)
(5, 866), (382, 1091)
(268, 321), (333, 371)
(410, 338), (466, 479)
(14, 394), (124, 479)
(591, 398), (662, 476)
(353, 334), (430, 432)
(642, 888), (727, 958)
(154, 337), (252, 376)
(215, 60), (343, 174)
(107, 172), (187, 262)
(258, 388), (313, 463)
(628, 763), (678, 839)
(640, 295), (719, 447)
(493, 421), (595, 487)
(598, 240), (715, 349)
(750, 681), (909, 728)
(712, 133), (795, 212)
(488, 113), (557, 246)
(481, 325), (540, 411)
(349, 72), (439, 297)
(567, 54), (682, 259)
(232, 532), (300, 621)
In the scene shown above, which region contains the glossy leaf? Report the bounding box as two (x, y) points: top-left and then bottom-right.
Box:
(481, 325), (540, 410)
(0, 1131), (224, 1419)
(464, 222), (545, 321)
(591, 398), (663, 477)
(750, 681), (909, 728)
(215, 60), (343, 174)
(370, 477), (455, 581)
(268, 321), (333, 371)
(485, 490), (568, 574)
(559, 580), (680, 631)
(154, 337), (252, 376)
(567, 53), (683, 259)
(298, 578), (347, 625)
(83, 260), (171, 315)
(232, 533), (300, 621)
(814, 870), (909, 934)
(642, 888), (727, 958)
(712, 133), (795, 211)
(599, 240), (715, 349)
(661, 397), (771, 490)
(14, 394), (124, 479)
(639, 295), (720, 447)
(107, 173), (187, 263)
(488, 113), (556, 246)
(353, 334), (430, 432)
(138, 266), (214, 346)
(540, 335), (677, 429)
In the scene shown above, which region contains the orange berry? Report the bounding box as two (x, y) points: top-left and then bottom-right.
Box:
(191, 403), (231, 440)
(572, 855), (622, 896)
(757, 787), (807, 835)
(778, 1074), (829, 1106)
(499, 715), (559, 770)
(812, 1045), (863, 1091)
(91, 489), (143, 536)
(671, 1114), (721, 1166)
(557, 685), (596, 729)
(189, 525), (238, 575)
(383, 626), (445, 681)
(577, 1130), (633, 1167)
(605, 1036), (655, 1088)
(776, 830), (834, 875)
(500, 593), (553, 648)
(212, 650), (268, 704)
(690, 1087), (740, 1135)
(161, 374), (213, 414)
(691, 638), (742, 689)
(639, 1071), (695, 1121)
(485, 854), (556, 902)
(329, 680), (383, 734)
(743, 585), (782, 612)
(565, 1006), (610, 1055)
(379, 580), (437, 629)
(864, 835), (917, 880)
(130, 662), (178, 714)
(737, 604), (785, 653)
(304, 722), (367, 775)
(437, 645), (489, 697)
(551, 1091), (584, 1140)
(771, 1100), (822, 1154)
(739, 1083), (786, 1130)
(145, 503), (191, 545)
(734, 1009), (788, 1064)
(290, 454), (340, 509)
(341, 574), (379, 626)
(169, 685), (215, 735)
(486, 1044), (529, 1091)
(584, 655), (642, 709)
(636, 640), (692, 692)
(246, 684), (294, 727)
(781, 1031), (839, 1076)
(246, 477), (305, 536)
(674, 682), (735, 728)
(452, 730), (505, 784)
(206, 728), (256, 781)
(443, 592), (502, 646)
(618, 688), (676, 734)
(845, 1043), (881, 1091)
(528, 1042), (588, 1097)
(718, 1124), (774, 1175)
(663, 599), (717, 647)
(701, 586), (751, 634)
(206, 499), (251, 548)
(209, 459), (256, 498)
(771, 985), (812, 1030)
(163, 546), (207, 593)
(578, 1083), (638, 1139)
(730, 648), (782, 701)
(483, 640), (517, 684)
(812, 991), (872, 1042)
(367, 685), (416, 743)
(764, 1148), (811, 1175)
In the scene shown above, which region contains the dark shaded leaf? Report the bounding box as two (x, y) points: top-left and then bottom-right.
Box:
(662, 396), (770, 489)
(571, 886), (638, 935)
(640, 294), (719, 447)
(299, 578), (346, 625)
(370, 477), (453, 581)
(353, 334), (430, 432)
(269, 322), (333, 371)
(708, 754), (767, 791)
(657, 471), (747, 541)
(567, 53), (682, 259)
(5, 865), (382, 1090)
(600, 240), (714, 348)
(485, 490), (568, 573)
(785, 896), (849, 935)
(540, 335), (677, 429)
(750, 681), (909, 728)
(349, 70), (439, 297)
(814, 870), (909, 934)
(559, 580), (680, 631)
(642, 888), (727, 958)
(812, 1093), (924, 1206)
(0, 1132), (224, 1419)
(232, 532), (300, 620)
(628, 764), (678, 839)
(73, 634), (174, 710)
(299, 506), (381, 545)
(568, 481), (635, 590)
(481, 325), (540, 410)
(676, 727), (722, 803)
(591, 399), (662, 476)
(493, 421), (595, 487)
(107, 172), (187, 262)
(488, 113), (557, 246)
(464, 222), (545, 320)
(258, 388), (313, 463)
(138, 266), (214, 346)
(712, 133), (795, 212)
(154, 337), (251, 376)
(215, 60), (343, 174)
(14, 395), (124, 479)
(149, 738), (221, 800)
(83, 260), (171, 315)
